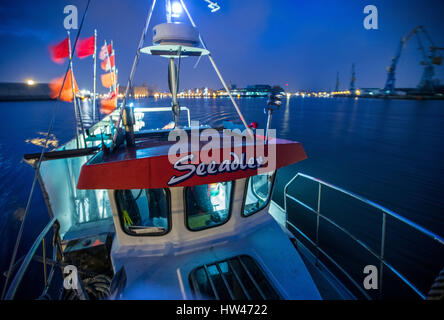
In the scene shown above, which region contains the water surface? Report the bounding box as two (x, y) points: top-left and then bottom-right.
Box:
(0, 97), (442, 298)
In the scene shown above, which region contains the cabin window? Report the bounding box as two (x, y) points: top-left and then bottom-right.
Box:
(185, 182), (233, 231)
(115, 189), (170, 236)
(243, 171), (275, 217)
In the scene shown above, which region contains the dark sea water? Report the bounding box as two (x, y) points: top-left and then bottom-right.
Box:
(0, 96), (443, 299)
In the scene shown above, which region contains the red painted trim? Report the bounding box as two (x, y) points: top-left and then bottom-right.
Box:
(77, 139), (306, 190)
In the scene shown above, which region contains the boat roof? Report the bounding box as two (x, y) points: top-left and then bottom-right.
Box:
(77, 129), (306, 190)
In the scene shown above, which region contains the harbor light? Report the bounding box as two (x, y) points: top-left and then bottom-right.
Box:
(26, 79), (35, 86)
(171, 1), (183, 18)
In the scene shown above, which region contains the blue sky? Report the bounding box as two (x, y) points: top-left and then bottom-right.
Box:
(0, 0), (443, 91)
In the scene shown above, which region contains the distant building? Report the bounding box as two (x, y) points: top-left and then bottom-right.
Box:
(133, 84), (149, 98)
(118, 84), (150, 98)
(176, 84), (287, 98)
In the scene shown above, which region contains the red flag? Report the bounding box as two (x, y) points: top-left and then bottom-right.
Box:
(76, 36), (95, 59)
(101, 55), (115, 71)
(101, 72), (116, 88)
(99, 43), (112, 60)
(49, 38), (69, 64)
(49, 70), (79, 102)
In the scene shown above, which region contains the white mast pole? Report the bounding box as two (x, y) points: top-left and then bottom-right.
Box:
(166, 0), (172, 23)
(111, 40), (117, 94)
(67, 31), (80, 148)
(93, 29), (97, 122)
(103, 40), (112, 95)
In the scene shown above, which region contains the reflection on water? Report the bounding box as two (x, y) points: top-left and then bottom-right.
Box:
(25, 132), (59, 149)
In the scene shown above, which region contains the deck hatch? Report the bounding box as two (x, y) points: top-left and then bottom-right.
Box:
(189, 255), (280, 300)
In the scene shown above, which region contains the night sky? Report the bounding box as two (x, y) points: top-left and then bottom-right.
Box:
(0, 0), (443, 92)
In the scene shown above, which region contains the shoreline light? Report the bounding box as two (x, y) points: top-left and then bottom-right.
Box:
(26, 79), (35, 86)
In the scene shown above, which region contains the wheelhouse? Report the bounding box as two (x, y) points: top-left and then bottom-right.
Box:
(76, 128), (307, 250)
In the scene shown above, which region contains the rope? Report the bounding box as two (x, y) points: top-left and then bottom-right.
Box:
(1, 0), (92, 300)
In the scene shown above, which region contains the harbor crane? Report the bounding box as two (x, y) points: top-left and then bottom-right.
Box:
(383, 25), (443, 95)
(335, 72), (339, 92)
(350, 63), (356, 93)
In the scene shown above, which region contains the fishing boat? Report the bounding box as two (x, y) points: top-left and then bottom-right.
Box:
(2, 0), (443, 301)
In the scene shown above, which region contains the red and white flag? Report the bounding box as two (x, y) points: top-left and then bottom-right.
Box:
(99, 43), (112, 60)
(101, 54), (115, 71)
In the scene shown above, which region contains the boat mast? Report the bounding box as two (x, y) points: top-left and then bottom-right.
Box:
(111, 0), (157, 149)
(103, 40), (114, 95)
(93, 29), (97, 122)
(112, 0), (255, 149)
(68, 31), (87, 148)
(67, 31), (80, 148)
(111, 41), (118, 96)
(165, 0), (172, 23)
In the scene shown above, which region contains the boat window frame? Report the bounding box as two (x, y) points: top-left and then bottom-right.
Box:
(114, 188), (172, 237)
(241, 171), (277, 218)
(183, 180), (235, 232)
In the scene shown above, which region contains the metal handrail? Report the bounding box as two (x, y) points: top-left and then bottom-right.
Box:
(4, 217), (57, 300)
(284, 173), (444, 300)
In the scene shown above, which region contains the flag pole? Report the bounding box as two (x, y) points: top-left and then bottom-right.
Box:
(111, 40), (117, 94)
(67, 31), (80, 148)
(93, 29), (97, 123)
(68, 31), (87, 148)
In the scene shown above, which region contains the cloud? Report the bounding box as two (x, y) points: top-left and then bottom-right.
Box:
(0, 24), (51, 41)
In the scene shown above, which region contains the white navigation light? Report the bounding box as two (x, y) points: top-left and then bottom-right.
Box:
(171, 2), (183, 18)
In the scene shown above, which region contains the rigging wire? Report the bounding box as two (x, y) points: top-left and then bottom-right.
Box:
(1, 0), (92, 300)
(178, 0), (253, 137)
(112, 0), (157, 149)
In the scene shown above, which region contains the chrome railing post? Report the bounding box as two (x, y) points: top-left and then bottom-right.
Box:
(42, 237), (47, 287)
(315, 183), (322, 266)
(283, 173), (299, 214)
(379, 212), (386, 299)
(4, 217), (57, 300)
